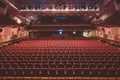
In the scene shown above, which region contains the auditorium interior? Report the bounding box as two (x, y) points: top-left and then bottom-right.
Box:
(0, 0), (120, 80)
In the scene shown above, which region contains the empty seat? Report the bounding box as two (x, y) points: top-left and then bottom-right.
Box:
(90, 69), (99, 77)
(104, 63), (112, 68)
(32, 69), (40, 76)
(57, 64), (65, 68)
(107, 69), (118, 77)
(49, 69), (56, 76)
(50, 64), (57, 68)
(11, 63), (18, 69)
(97, 63), (104, 68)
(3, 63), (11, 69)
(66, 64), (73, 68)
(81, 63), (89, 68)
(16, 69), (24, 76)
(74, 69), (82, 76)
(115, 69), (120, 77)
(0, 69), (7, 76)
(73, 64), (80, 68)
(89, 63), (96, 68)
(34, 64), (41, 68)
(42, 64), (49, 68)
(58, 69), (65, 76)
(41, 69), (49, 76)
(66, 69), (73, 76)
(26, 63), (33, 69)
(0, 63), (3, 68)
(7, 69), (16, 76)
(19, 63), (26, 69)
(99, 69), (108, 77)
(112, 64), (120, 68)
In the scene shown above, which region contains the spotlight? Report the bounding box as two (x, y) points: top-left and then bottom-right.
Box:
(59, 31), (63, 35)
(59, 29), (63, 35)
(73, 31), (76, 34)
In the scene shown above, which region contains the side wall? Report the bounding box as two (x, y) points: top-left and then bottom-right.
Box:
(93, 26), (120, 42)
(0, 25), (29, 43)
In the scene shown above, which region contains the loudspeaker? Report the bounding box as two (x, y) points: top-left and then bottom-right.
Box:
(18, 28), (20, 31)
(0, 28), (3, 32)
(102, 28), (105, 32)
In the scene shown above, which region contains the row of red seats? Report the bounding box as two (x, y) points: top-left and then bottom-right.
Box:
(0, 39), (120, 78)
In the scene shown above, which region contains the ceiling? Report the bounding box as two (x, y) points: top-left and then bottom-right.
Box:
(4, 0), (104, 25)
(9, 0), (101, 10)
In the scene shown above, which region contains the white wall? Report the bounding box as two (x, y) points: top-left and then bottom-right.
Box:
(95, 26), (120, 42)
(0, 25), (29, 43)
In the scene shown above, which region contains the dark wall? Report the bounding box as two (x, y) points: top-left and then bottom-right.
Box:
(116, 0), (120, 4)
(31, 31), (83, 37)
(105, 11), (120, 25)
(28, 25), (95, 31)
